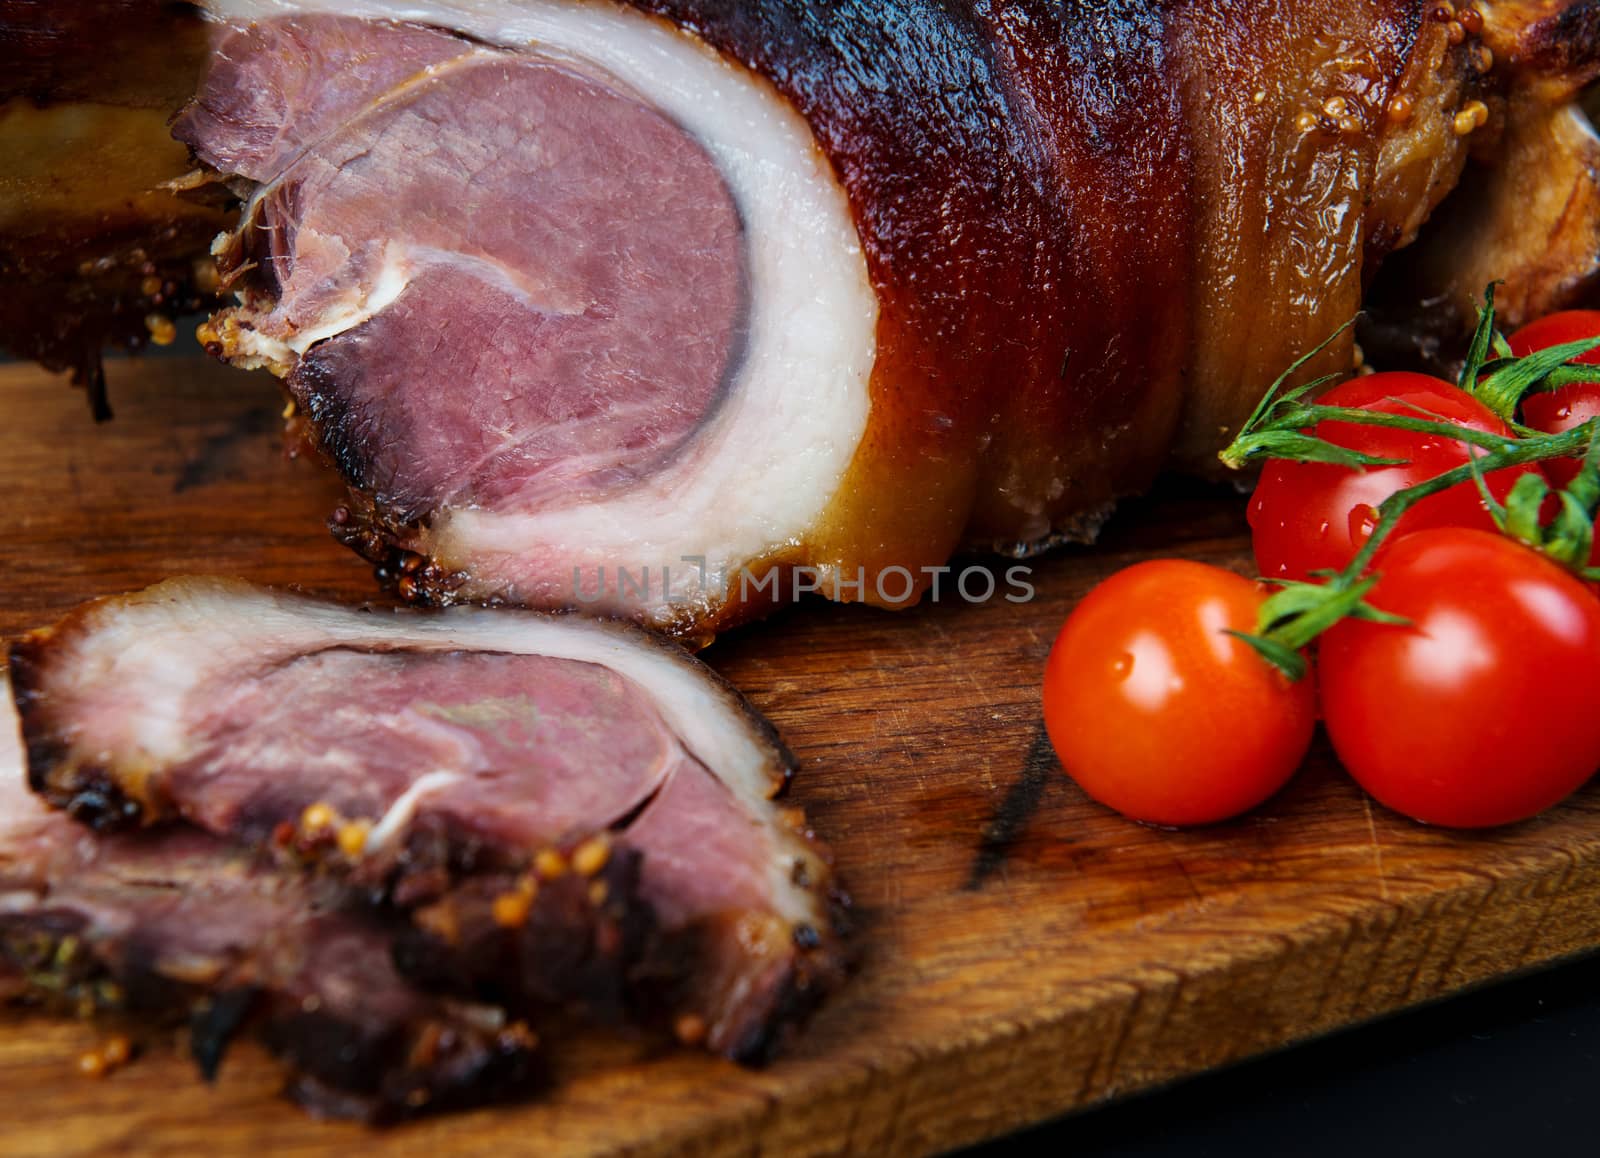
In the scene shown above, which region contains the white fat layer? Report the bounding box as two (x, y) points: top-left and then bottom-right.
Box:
(0, 675), (20, 791)
(287, 245), (413, 353)
(40, 579), (821, 926)
(363, 770), (463, 852)
(202, 0), (877, 622)
(0, 675), (38, 837)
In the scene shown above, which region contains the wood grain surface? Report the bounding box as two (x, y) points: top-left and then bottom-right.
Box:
(4, 357), (1600, 1157)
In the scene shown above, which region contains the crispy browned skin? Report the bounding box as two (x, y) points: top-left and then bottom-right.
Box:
(1368, 1), (1600, 361)
(631, 1), (1514, 584)
(3, 2), (1597, 618)
(651, 2), (1595, 577)
(636, 1), (1197, 576)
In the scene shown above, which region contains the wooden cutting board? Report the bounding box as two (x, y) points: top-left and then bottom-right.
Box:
(4, 356), (1600, 1158)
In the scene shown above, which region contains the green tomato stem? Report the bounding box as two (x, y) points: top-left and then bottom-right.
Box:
(1233, 419), (1600, 680)
(1270, 405), (1517, 453)
(1226, 288), (1600, 681)
(1221, 400), (1533, 472)
(1569, 427), (1600, 515)
(1542, 365), (1600, 392)
(1336, 419), (1595, 581)
(1472, 336), (1600, 420)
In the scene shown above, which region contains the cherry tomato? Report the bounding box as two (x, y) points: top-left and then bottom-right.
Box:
(1320, 528), (1600, 828)
(1042, 560), (1315, 826)
(1508, 310), (1600, 487)
(1249, 372), (1542, 582)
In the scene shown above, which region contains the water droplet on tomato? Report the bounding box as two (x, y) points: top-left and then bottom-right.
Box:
(1112, 652), (1133, 679)
(1349, 504), (1378, 542)
(1317, 520), (1331, 538)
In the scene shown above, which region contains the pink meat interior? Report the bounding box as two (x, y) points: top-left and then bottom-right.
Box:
(169, 647), (774, 923)
(180, 16), (748, 519)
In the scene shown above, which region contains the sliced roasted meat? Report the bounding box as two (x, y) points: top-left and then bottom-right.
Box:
(8, 2), (1600, 629)
(184, 17), (751, 529)
(0, 676), (539, 1121)
(12, 577), (848, 1060)
(179, 3), (873, 631)
(167, 1), (1600, 630)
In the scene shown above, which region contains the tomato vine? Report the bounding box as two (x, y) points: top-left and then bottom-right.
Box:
(1218, 287), (1600, 679)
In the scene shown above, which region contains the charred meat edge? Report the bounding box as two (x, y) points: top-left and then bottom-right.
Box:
(9, 577), (850, 1061)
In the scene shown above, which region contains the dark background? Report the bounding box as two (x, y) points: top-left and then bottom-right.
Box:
(964, 952), (1600, 1157)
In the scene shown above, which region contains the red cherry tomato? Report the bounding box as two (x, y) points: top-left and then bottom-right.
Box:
(1248, 372), (1542, 582)
(1042, 560), (1315, 826)
(1508, 310), (1600, 365)
(1509, 310), (1600, 487)
(1320, 528), (1600, 828)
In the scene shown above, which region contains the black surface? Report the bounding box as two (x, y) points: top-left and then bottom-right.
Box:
(962, 952), (1600, 1157)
